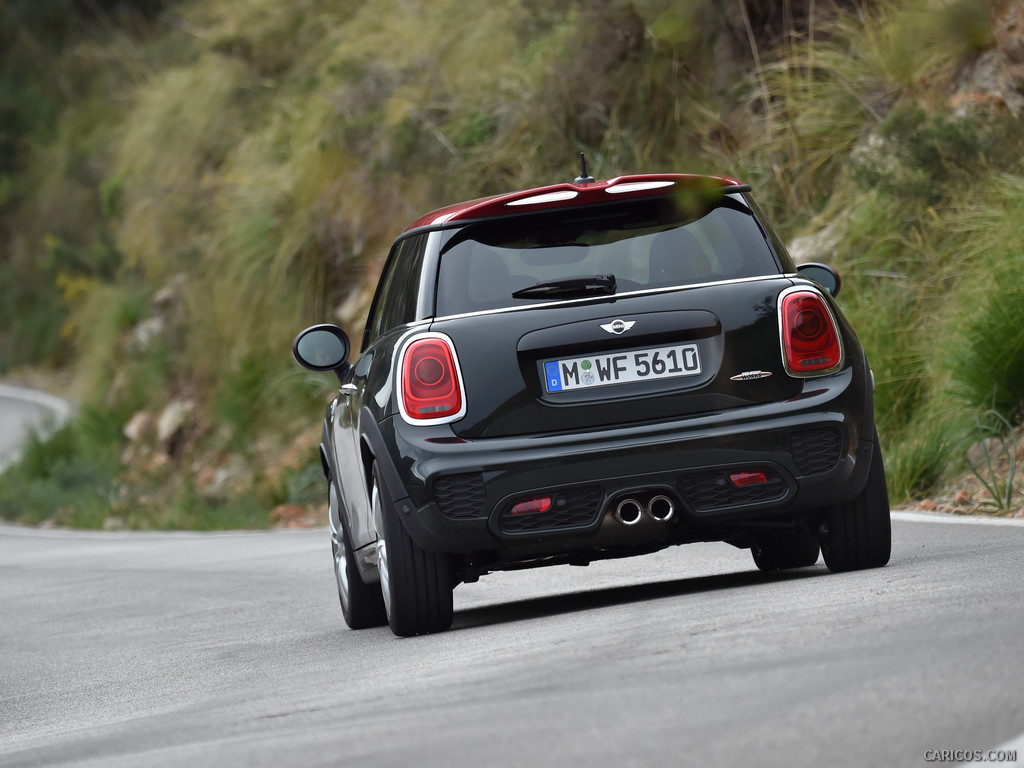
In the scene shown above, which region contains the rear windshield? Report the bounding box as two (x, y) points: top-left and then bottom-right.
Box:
(435, 192), (783, 316)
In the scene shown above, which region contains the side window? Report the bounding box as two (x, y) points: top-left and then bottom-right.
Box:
(745, 196), (797, 273)
(363, 233), (428, 348)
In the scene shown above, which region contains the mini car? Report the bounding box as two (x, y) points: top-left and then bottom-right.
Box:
(293, 164), (891, 637)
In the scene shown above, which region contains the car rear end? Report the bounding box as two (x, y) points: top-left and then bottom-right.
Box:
(379, 176), (875, 572)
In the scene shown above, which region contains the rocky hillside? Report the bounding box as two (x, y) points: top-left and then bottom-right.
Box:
(2, 0), (1023, 528)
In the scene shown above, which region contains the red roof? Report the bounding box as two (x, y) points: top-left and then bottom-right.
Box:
(404, 173), (747, 232)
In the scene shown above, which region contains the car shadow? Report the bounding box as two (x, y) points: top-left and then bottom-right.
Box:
(449, 565), (825, 632)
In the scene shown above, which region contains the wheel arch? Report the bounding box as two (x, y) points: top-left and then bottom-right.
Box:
(358, 406), (410, 514)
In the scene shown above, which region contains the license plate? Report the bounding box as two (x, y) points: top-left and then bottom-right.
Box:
(543, 343), (701, 393)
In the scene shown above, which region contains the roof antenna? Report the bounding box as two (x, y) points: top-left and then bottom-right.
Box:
(574, 153), (595, 184)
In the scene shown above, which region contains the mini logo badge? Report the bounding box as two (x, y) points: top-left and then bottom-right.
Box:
(730, 370), (773, 381)
(600, 319), (636, 335)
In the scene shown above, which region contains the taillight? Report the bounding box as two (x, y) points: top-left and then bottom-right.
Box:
(399, 334), (466, 424)
(779, 288), (843, 376)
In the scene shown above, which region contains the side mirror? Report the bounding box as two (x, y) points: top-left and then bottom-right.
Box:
(797, 262), (841, 298)
(292, 324), (351, 379)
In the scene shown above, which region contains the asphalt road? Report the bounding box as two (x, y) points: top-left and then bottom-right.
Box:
(1, 513), (1023, 768)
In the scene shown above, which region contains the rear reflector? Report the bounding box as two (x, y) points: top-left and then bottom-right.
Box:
(510, 497), (553, 515)
(779, 288), (843, 376)
(729, 471), (771, 487)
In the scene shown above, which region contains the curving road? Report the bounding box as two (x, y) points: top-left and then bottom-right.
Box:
(1, 512), (1023, 768)
(0, 383), (75, 472)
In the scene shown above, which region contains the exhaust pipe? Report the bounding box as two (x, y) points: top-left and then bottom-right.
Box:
(614, 498), (644, 526)
(647, 495), (675, 522)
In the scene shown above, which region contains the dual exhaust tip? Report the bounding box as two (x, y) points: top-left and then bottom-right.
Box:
(614, 495), (675, 525)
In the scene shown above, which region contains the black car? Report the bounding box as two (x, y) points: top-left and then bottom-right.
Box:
(293, 168), (891, 637)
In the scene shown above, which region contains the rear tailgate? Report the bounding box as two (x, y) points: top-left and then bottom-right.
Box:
(432, 277), (802, 439)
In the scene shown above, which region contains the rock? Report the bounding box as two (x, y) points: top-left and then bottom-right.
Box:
(949, 45), (1024, 115)
(142, 452), (170, 472)
(130, 316), (165, 352)
(271, 504), (308, 527)
(122, 410), (153, 443)
(333, 285), (371, 330)
(156, 400), (192, 445)
(195, 456), (250, 495)
(919, 499), (938, 511)
(787, 215), (848, 265)
(996, 2), (1024, 64)
(154, 400), (195, 459)
(954, 489), (973, 505)
(152, 273), (186, 310)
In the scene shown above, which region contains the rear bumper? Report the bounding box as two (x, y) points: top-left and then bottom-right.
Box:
(374, 366), (874, 558)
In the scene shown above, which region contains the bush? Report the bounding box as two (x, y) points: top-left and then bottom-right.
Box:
(947, 268), (1024, 423)
(0, 414), (120, 527)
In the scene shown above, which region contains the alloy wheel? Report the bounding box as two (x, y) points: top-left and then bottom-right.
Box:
(372, 481), (393, 620)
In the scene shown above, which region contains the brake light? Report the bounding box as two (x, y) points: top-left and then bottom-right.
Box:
(399, 334), (465, 424)
(780, 289), (843, 376)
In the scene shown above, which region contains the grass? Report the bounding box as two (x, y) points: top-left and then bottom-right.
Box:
(967, 409), (1018, 511)
(0, 412), (121, 528)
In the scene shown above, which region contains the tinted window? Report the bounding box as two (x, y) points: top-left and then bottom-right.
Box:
(435, 193), (783, 316)
(745, 195), (797, 273)
(364, 233), (427, 347)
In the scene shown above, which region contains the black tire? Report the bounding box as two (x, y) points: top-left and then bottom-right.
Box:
(330, 483), (387, 629)
(819, 431), (892, 572)
(372, 463), (454, 637)
(752, 529), (821, 571)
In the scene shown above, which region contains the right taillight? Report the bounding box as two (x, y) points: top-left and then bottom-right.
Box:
(398, 333), (466, 425)
(779, 288), (843, 376)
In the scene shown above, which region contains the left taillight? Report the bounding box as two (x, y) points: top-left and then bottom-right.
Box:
(398, 334), (466, 425)
(779, 288), (843, 376)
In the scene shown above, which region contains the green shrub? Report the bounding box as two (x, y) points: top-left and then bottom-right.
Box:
(0, 414), (121, 527)
(947, 268), (1024, 423)
(215, 349), (288, 448)
(133, 483), (270, 531)
(884, 406), (973, 503)
(280, 460), (326, 507)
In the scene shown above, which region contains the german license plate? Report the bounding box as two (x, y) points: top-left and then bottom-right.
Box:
(543, 343), (701, 393)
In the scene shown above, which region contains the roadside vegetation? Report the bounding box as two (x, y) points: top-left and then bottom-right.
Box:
(1, 0), (1022, 528)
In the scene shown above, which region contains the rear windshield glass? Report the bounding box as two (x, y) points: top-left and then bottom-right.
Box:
(435, 192), (782, 316)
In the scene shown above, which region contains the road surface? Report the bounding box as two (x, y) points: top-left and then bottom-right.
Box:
(1, 513), (1022, 768)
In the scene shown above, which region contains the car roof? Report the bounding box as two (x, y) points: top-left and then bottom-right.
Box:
(403, 173), (748, 232)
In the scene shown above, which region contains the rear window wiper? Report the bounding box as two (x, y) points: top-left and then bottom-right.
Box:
(511, 274), (617, 300)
